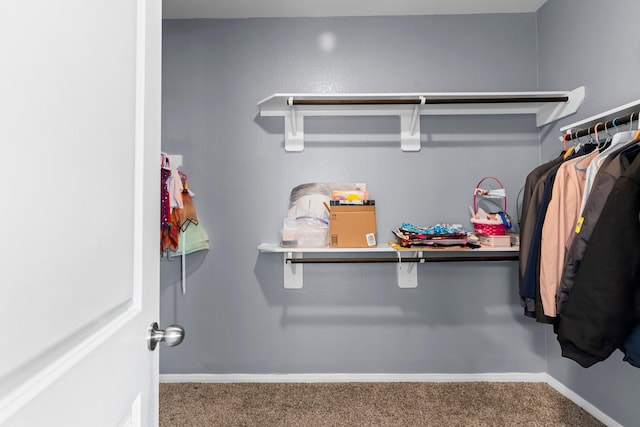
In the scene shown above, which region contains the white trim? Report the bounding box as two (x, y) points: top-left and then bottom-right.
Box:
(545, 375), (622, 427)
(160, 372), (620, 426)
(161, 372), (549, 383)
(132, 0), (147, 310)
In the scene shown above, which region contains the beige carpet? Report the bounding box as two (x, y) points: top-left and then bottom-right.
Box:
(159, 382), (604, 426)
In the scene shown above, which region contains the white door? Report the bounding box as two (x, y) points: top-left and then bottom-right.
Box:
(0, 0), (163, 425)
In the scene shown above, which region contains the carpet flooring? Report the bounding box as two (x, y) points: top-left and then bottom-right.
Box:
(159, 382), (605, 426)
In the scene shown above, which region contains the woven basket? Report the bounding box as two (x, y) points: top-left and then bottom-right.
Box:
(471, 219), (507, 236)
(471, 177), (508, 236)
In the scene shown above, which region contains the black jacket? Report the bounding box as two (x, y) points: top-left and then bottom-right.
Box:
(557, 150), (640, 367)
(558, 140), (640, 314)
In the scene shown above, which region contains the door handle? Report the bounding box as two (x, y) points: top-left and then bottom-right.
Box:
(147, 322), (185, 351)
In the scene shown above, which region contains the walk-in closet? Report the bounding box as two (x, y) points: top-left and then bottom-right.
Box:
(3, 0), (639, 425)
(158, 1), (640, 425)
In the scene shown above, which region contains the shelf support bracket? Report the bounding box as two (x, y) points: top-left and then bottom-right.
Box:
(536, 86), (585, 127)
(284, 97), (304, 151)
(396, 250), (419, 288)
(400, 112), (421, 152)
(288, 97), (297, 136)
(410, 97), (425, 136)
(283, 252), (303, 289)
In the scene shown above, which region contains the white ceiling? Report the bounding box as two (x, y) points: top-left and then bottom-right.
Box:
(163, 0), (549, 19)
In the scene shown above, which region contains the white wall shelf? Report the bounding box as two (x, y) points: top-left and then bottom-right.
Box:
(560, 98), (640, 134)
(257, 243), (519, 289)
(258, 87), (585, 152)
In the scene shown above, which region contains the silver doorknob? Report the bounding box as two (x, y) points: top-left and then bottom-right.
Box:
(147, 322), (185, 351)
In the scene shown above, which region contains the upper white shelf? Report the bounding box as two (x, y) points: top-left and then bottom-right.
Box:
(258, 87), (586, 152)
(560, 98), (640, 134)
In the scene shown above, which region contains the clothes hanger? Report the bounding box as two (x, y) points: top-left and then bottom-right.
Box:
(592, 123), (602, 144)
(602, 114), (637, 152)
(601, 112), (640, 153)
(562, 131), (580, 160)
(161, 152), (171, 168)
(612, 112), (640, 166)
(566, 131), (582, 158)
(633, 112), (640, 139)
(575, 123), (602, 170)
(573, 129), (596, 155)
(563, 132), (569, 150)
(576, 115), (638, 172)
(599, 121), (613, 151)
(586, 123), (600, 149)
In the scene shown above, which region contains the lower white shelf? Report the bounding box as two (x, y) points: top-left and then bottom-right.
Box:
(257, 243), (519, 289)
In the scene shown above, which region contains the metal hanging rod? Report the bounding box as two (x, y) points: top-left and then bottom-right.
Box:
(287, 96), (569, 106)
(286, 255), (519, 264)
(563, 111), (638, 142)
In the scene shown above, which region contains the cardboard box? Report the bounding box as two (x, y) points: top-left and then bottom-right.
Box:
(478, 234), (511, 247)
(329, 204), (377, 247)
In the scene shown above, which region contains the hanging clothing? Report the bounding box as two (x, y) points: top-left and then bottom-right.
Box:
(177, 222), (209, 254)
(520, 163), (562, 321)
(176, 190), (199, 231)
(519, 154), (565, 293)
(622, 325), (640, 368)
(519, 148), (597, 320)
(557, 137), (640, 314)
(578, 131), (636, 215)
(161, 168), (172, 230)
(539, 150), (599, 317)
(160, 167), (180, 253)
(557, 151), (640, 368)
(167, 220), (210, 294)
(161, 207), (181, 253)
(167, 169), (184, 209)
(161, 167), (210, 294)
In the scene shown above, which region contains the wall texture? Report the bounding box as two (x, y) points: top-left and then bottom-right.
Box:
(537, 0), (640, 425)
(160, 14), (547, 377)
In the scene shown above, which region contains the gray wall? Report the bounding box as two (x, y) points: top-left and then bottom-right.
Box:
(537, 0), (640, 425)
(160, 14), (546, 376)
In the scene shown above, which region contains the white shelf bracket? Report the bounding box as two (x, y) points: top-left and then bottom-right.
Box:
(537, 86), (586, 127)
(283, 252), (303, 289)
(283, 96), (304, 151)
(410, 96), (425, 136)
(283, 112), (304, 152)
(400, 112), (421, 152)
(396, 250), (419, 288)
(288, 97), (297, 136)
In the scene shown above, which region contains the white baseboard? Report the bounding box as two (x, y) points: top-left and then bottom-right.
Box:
(160, 372), (620, 427)
(544, 375), (621, 427)
(160, 372), (547, 384)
